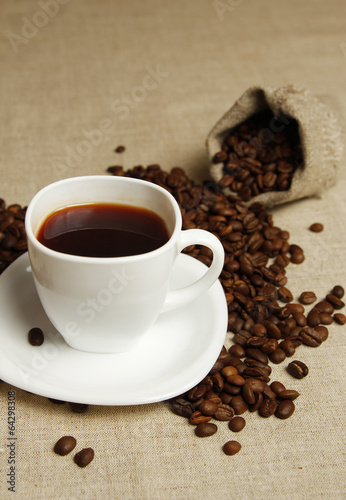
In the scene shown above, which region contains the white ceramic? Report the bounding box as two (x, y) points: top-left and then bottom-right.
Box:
(25, 175), (225, 353)
(0, 253), (227, 405)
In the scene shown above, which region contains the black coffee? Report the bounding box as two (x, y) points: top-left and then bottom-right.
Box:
(37, 203), (170, 257)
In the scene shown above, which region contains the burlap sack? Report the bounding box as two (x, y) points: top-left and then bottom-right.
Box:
(206, 85), (343, 207)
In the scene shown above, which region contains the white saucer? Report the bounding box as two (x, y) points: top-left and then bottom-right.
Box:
(0, 253), (227, 405)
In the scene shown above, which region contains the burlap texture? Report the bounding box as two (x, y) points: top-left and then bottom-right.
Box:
(207, 85), (343, 207)
(0, 1), (346, 499)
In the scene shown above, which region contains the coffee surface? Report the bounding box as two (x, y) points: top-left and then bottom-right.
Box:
(37, 203), (170, 257)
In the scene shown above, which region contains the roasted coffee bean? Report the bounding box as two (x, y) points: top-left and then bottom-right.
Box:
(325, 294), (345, 310)
(292, 312), (307, 327)
(230, 395), (249, 415)
(228, 416), (246, 432)
(221, 366), (239, 378)
(279, 339), (295, 357)
(319, 313), (333, 325)
(199, 400), (219, 416)
(309, 223), (324, 232)
(259, 397), (277, 417)
(287, 302), (305, 314)
(189, 411), (212, 425)
(214, 404), (235, 421)
(223, 440), (241, 456)
(269, 348), (286, 364)
(170, 398), (195, 418)
(69, 403), (88, 413)
(74, 448), (94, 467)
(313, 300), (334, 314)
(307, 310), (321, 327)
(299, 291), (317, 305)
(187, 385), (208, 401)
(314, 325), (329, 341)
(54, 436), (77, 456)
(278, 286), (293, 303)
(287, 360), (309, 379)
(226, 374), (245, 386)
(333, 313), (346, 325)
(228, 344), (245, 358)
(28, 327), (44, 346)
(300, 327), (323, 347)
(115, 145), (126, 153)
(277, 389), (300, 401)
(290, 252), (305, 264)
(275, 400), (295, 419)
(195, 422), (218, 437)
(270, 381), (286, 395)
(245, 348), (268, 365)
(331, 285), (345, 299)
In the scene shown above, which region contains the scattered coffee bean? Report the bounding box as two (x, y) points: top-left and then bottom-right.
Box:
(228, 416), (246, 432)
(223, 440), (241, 456)
(54, 436), (77, 456)
(331, 285), (345, 299)
(115, 145), (125, 153)
(275, 400), (295, 419)
(299, 291), (317, 305)
(195, 422), (218, 437)
(74, 448), (94, 467)
(270, 381), (286, 395)
(28, 327), (44, 346)
(333, 313), (346, 325)
(309, 223), (324, 232)
(287, 360), (309, 379)
(325, 294), (345, 310)
(69, 402), (89, 413)
(277, 389), (300, 401)
(300, 327), (323, 347)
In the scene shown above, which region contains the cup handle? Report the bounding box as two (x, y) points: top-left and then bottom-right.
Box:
(161, 229), (224, 312)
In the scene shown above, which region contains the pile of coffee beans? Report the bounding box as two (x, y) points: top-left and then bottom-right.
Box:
(0, 200), (27, 273)
(107, 163), (345, 455)
(212, 110), (302, 202)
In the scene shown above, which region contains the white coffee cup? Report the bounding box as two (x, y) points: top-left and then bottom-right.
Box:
(25, 175), (224, 353)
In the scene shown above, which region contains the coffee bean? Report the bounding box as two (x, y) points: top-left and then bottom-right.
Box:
(307, 311), (320, 328)
(313, 300), (334, 314)
(223, 440), (241, 456)
(74, 448), (94, 467)
(287, 360), (309, 379)
(189, 411), (212, 425)
(314, 325), (329, 341)
(195, 422), (218, 437)
(270, 381), (286, 395)
(230, 395), (249, 415)
(290, 252), (305, 264)
(309, 223), (324, 232)
(115, 145), (126, 153)
(228, 416), (246, 432)
(279, 339), (295, 357)
(199, 400), (219, 416)
(275, 400), (295, 419)
(331, 285), (345, 299)
(69, 402), (88, 413)
(300, 327), (323, 347)
(278, 286), (293, 303)
(259, 397), (277, 417)
(325, 294), (345, 310)
(28, 327), (44, 346)
(54, 436), (77, 456)
(299, 291), (317, 305)
(170, 398), (195, 418)
(214, 404), (235, 421)
(269, 348), (286, 364)
(228, 345), (245, 358)
(333, 313), (346, 325)
(319, 313), (333, 325)
(277, 389), (300, 401)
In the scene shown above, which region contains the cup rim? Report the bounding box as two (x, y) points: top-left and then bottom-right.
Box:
(25, 175), (182, 264)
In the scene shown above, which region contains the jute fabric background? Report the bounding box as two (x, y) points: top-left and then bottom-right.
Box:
(0, 1), (345, 499)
